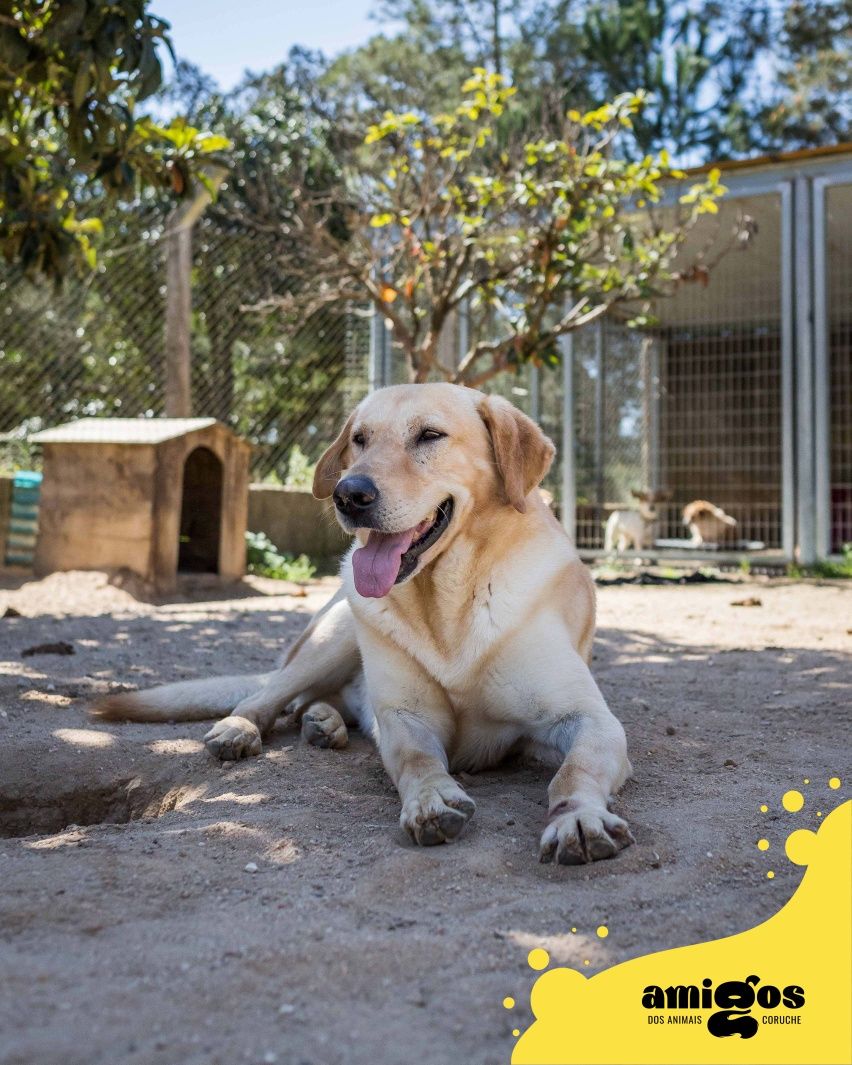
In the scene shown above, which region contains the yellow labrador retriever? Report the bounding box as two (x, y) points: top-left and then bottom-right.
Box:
(95, 383), (633, 864)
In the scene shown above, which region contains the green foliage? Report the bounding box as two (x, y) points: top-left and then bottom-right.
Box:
(323, 0), (847, 161)
(245, 530), (316, 582)
(283, 445), (317, 490)
(578, 0), (770, 159)
(0, 2), (229, 282)
(251, 447), (317, 489)
(762, 0), (851, 148)
(0, 429), (40, 474)
(787, 543), (852, 580)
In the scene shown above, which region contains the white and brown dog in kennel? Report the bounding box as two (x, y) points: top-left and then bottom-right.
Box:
(682, 499), (738, 546)
(604, 489), (670, 554)
(95, 384), (634, 865)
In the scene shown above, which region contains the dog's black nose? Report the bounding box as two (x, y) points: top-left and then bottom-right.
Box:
(333, 475), (379, 517)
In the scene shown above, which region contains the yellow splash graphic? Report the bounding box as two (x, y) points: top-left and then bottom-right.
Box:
(512, 800), (851, 1065)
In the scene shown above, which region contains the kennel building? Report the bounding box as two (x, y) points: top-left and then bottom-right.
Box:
(30, 418), (251, 591)
(545, 144), (852, 564)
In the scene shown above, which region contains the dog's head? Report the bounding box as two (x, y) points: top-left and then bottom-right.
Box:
(631, 488), (671, 521)
(313, 383), (555, 598)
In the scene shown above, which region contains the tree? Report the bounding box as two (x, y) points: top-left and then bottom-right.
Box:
(761, 0), (851, 148)
(578, 0), (771, 160)
(319, 0), (776, 162)
(0, 0), (229, 282)
(262, 70), (727, 387)
(150, 61), (352, 435)
(320, 0), (584, 124)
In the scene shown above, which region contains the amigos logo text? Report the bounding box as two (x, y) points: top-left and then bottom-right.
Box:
(642, 976), (805, 1038)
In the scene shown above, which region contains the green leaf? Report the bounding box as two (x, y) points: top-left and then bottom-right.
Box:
(196, 134), (232, 153)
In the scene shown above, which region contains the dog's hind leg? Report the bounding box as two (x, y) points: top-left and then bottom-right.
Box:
(203, 591), (359, 760)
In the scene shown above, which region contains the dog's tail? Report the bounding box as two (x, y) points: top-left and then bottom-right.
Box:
(90, 673), (274, 723)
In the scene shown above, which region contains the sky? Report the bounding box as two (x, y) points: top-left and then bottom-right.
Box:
(153, 0), (384, 90)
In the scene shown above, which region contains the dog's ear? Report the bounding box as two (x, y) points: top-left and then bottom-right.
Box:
(313, 410), (356, 499)
(478, 394), (555, 513)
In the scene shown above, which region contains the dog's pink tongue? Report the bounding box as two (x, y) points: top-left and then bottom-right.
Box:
(352, 529), (416, 598)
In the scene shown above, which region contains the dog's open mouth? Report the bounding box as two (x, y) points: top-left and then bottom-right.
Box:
(352, 497), (454, 599)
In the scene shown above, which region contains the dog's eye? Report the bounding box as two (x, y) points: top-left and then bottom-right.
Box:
(417, 428), (445, 444)
(352, 431), (366, 447)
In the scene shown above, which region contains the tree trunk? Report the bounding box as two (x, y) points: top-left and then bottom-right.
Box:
(164, 218), (193, 418)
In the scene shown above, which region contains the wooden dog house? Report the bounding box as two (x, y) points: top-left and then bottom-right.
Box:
(31, 418), (251, 592)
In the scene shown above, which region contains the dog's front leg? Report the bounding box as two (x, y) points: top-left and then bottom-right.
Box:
(378, 707), (475, 845)
(358, 626), (474, 845)
(535, 650), (634, 864)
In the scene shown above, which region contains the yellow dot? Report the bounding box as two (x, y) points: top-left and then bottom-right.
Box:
(759, 804), (768, 813)
(785, 828), (818, 866)
(782, 789), (804, 812)
(767, 871), (775, 879)
(817, 811), (823, 817)
(527, 948), (549, 971)
(570, 926), (577, 933)
(757, 838), (770, 851)
(503, 997), (515, 1009)
(583, 959), (590, 966)
(596, 925), (609, 938)
(829, 777), (841, 790)
(512, 1029), (520, 1037)
(803, 778), (810, 785)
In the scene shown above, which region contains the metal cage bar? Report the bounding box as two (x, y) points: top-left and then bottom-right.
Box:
(780, 181), (796, 559)
(812, 165), (852, 558)
(794, 176), (816, 563)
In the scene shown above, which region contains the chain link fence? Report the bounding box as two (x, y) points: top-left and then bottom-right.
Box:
(0, 207), (369, 484)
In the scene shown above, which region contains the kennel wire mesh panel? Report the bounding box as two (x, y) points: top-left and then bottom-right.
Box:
(557, 188), (792, 556)
(816, 181), (852, 555)
(648, 191), (787, 551)
(571, 319), (650, 549)
(188, 221), (369, 480)
(0, 232), (168, 432)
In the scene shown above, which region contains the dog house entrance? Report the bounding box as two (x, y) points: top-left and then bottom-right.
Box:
(179, 447), (223, 573)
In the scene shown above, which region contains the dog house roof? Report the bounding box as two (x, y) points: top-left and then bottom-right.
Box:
(30, 418), (219, 445)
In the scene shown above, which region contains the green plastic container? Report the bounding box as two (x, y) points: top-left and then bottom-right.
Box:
(5, 471), (41, 566)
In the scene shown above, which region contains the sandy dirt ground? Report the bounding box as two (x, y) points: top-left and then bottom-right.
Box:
(0, 568), (849, 1065)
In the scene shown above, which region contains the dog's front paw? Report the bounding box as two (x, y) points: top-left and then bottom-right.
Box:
(203, 716), (262, 761)
(539, 803), (634, 865)
(301, 702), (348, 750)
(401, 776), (475, 846)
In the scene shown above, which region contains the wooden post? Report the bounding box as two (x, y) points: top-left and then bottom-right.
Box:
(164, 216), (193, 417)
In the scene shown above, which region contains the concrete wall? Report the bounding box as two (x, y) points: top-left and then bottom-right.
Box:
(248, 486), (349, 559)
